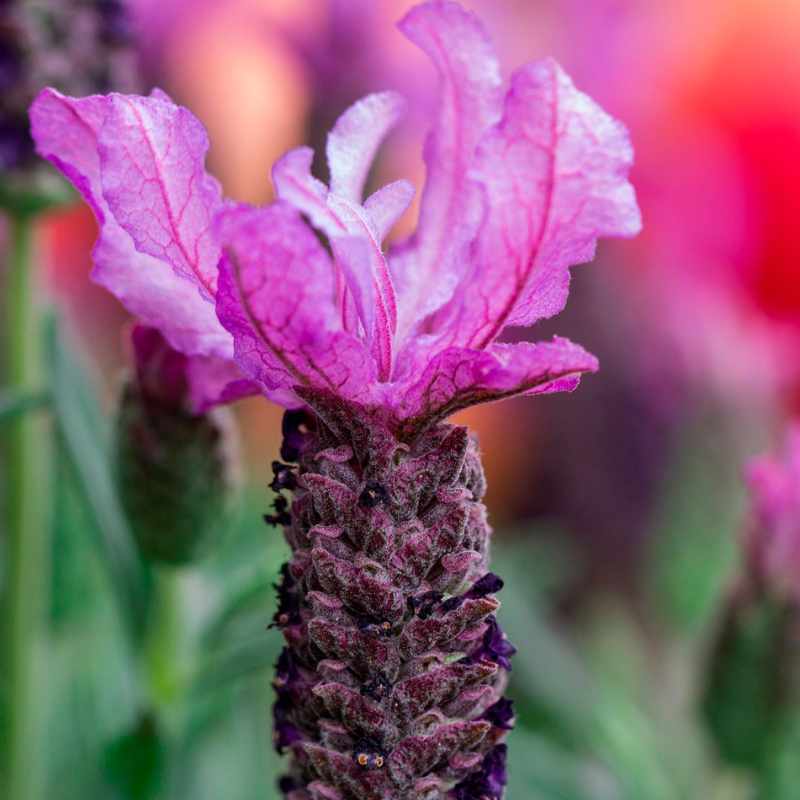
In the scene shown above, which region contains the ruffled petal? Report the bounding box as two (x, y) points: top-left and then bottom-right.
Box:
(433, 58), (641, 349)
(393, 337), (597, 435)
(215, 202), (375, 403)
(29, 89), (231, 359)
(391, 0), (503, 342)
(98, 92), (224, 300)
(326, 91), (406, 203)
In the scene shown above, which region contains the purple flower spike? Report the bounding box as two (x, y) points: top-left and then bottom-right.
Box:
(29, 2), (641, 797)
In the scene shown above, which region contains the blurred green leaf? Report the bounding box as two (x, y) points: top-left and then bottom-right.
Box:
(583, 601), (712, 800)
(103, 715), (165, 800)
(492, 537), (593, 745)
(649, 416), (745, 637)
(703, 597), (796, 772)
(44, 315), (149, 638)
(758, 714), (800, 800)
(0, 387), (49, 422)
(507, 727), (621, 800)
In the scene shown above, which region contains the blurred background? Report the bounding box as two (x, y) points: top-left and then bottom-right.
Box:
(2, 0), (800, 798)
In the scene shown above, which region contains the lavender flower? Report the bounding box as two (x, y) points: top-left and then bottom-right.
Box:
(29, 1), (640, 796)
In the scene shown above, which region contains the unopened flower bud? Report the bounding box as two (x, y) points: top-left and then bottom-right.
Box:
(115, 325), (238, 564)
(703, 427), (800, 769)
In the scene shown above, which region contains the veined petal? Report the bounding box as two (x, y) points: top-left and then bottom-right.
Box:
(328, 195), (397, 378)
(391, 0), (503, 343)
(29, 89), (231, 359)
(393, 337), (597, 436)
(98, 92), (224, 300)
(215, 202), (375, 402)
(327, 91), (407, 203)
(435, 58), (641, 349)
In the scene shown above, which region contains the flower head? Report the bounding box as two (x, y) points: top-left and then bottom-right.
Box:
(745, 426), (800, 602)
(30, 0), (640, 437)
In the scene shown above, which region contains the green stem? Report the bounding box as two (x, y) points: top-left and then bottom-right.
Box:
(143, 568), (183, 705)
(2, 214), (52, 800)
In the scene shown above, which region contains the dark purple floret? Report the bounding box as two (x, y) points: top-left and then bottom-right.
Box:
(352, 737), (388, 771)
(358, 481), (390, 508)
(270, 461), (298, 492)
(263, 495), (292, 527)
(277, 775), (297, 796)
(273, 699), (304, 755)
(274, 647), (299, 689)
(471, 616), (517, 671)
(466, 572), (504, 599)
(408, 590), (444, 620)
(357, 613), (394, 638)
(360, 671), (394, 700)
(452, 745), (508, 800)
(280, 409), (309, 462)
(480, 698), (515, 730)
(269, 564), (301, 628)
(440, 595), (464, 614)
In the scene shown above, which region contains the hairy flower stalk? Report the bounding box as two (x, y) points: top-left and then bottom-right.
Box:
(267, 389), (513, 799)
(28, 1), (641, 796)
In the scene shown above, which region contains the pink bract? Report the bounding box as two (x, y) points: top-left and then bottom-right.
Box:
(30, 0), (640, 437)
(746, 427), (800, 602)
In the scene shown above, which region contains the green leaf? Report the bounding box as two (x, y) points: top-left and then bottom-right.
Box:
(45, 315), (149, 638)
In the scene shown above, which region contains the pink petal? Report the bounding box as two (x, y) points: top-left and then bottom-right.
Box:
(328, 195), (397, 379)
(272, 146), (346, 239)
(391, 0), (503, 342)
(30, 89), (231, 359)
(326, 91), (407, 203)
(393, 337), (598, 434)
(99, 92), (224, 300)
(435, 58), (642, 350)
(272, 147), (365, 336)
(274, 138), (398, 380)
(363, 179), (416, 242)
(185, 357), (260, 413)
(215, 202), (375, 403)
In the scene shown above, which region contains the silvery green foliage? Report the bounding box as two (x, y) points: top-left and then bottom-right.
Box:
(268, 388), (514, 800)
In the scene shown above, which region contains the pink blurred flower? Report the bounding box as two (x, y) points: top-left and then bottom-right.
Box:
(745, 427), (800, 602)
(30, 0), (639, 436)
